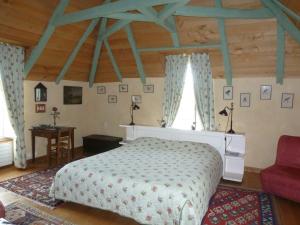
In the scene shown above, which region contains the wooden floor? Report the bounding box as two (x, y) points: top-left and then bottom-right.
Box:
(0, 156), (299, 225)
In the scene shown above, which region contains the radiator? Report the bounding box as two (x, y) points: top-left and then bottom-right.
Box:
(0, 139), (13, 167)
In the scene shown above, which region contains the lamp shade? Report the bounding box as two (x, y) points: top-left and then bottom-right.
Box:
(219, 108), (228, 116)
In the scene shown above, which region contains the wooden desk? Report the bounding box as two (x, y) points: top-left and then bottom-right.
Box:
(30, 127), (75, 165)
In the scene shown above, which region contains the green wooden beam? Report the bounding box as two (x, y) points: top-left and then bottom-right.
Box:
(174, 6), (273, 19)
(104, 39), (122, 82)
(55, 18), (99, 84)
(276, 23), (286, 84)
(273, 0), (300, 22)
(55, 0), (182, 26)
(262, 0), (300, 44)
(124, 24), (146, 84)
(166, 16), (180, 47)
(158, 0), (190, 20)
(24, 0), (69, 77)
(107, 12), (152, 22)
(215, 0), (232, 85)
(138, 43), (221, 52)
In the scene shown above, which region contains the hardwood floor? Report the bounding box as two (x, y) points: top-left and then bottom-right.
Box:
(0, 157), (299, 225)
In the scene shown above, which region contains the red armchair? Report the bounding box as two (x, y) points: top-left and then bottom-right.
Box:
(261, 135), (300, 203)
(0, 201), (4, 218)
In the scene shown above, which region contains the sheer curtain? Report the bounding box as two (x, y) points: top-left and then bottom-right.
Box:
(162, 54), (189, 127)
(0, 43), (26, 168)
(190, 53), (215, 131)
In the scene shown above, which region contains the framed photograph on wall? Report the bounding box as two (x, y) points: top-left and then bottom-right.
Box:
(132, 95), (142, 103)
(35, 104), (46, 113)
(223, 86), (233, 100)
(281, 93), (294, 108)
(108, 95), (117, 103)
(119, 84), (128, 92)
(143, 84), (154, 93)
(97, 86), (106, 94)
(64, 86), (82, 105)
(240, 93), (251, 107)
(260, 85), (272, 100)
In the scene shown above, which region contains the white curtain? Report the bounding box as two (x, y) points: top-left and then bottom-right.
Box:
(190, 53), (215, 131)
(0, 43), (26, 168)
(162, 54), (189, 127)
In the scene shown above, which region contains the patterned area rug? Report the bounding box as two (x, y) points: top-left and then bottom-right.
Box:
(0, 166), (63, 208)
(5, 202), (74, 225)
(202, 185), (278, 225)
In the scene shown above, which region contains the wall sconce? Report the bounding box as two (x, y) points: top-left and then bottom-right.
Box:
(219, 102), (235, 134)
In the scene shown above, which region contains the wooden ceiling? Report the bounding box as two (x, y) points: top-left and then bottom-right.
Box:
(0, 0), (300, 83)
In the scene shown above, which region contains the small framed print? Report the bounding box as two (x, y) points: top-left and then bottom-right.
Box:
(260, 85), (272, 100)
(132, 95), (142, 103)
(240, 93), (251, 107)
(35, 104), (46, 113)
(119, 84), (128, 92)
(223, 86), (233, 100)
(108, 95), (117, 103)
(97, 86), (106, 94)
(143, 84), (154, 93)
(281, 93), (294, 108)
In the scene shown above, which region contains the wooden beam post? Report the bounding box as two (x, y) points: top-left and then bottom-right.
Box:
(124, 24), (146, 84)
(272, 0), (300, 23)
(261, 0), (300, 44)
(138, 43), (221, 52)
(276, 23), (286, 84)
(55, 18), (99, 84)
(158, 0), (190, 20)
(215, 0), (232, 85)
(104, 39), (122, 82)
(24, 0), (69, 77)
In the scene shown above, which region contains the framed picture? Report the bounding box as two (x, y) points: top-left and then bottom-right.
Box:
(132, 95), (142, 104)
(35, 104), (46, 113)
(240, 93), (251, 107)
(34, 83), (47, 102)
(119, 84), (128, 92)
(97, 86), (106, 94)
(143, 84), (154, 93)
(63, 86), (82, 105)
(223, 86), (233, 100)
(281, 93), (294, 108)
(108, 95), (117, 103)
(260, 85), (272, 100)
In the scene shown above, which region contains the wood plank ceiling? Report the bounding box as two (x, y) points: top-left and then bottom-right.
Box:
(0, 0), (299, 83)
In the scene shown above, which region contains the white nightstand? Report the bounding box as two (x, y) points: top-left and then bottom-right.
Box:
(223, 133), (246, 182)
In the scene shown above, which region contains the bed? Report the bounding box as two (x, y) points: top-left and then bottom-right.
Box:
(50, 137), (223, 225)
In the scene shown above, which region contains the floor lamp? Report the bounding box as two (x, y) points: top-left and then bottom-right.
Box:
(219, 102), (235, 134)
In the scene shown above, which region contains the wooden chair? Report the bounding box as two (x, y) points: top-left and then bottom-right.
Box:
(50, 127), (72, 166)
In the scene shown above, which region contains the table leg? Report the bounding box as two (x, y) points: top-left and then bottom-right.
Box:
(47, 137), (51, 167)
(71, 130), (74, 160)
(32, 133), (35, 162)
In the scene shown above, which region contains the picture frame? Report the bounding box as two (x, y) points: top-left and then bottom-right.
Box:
(143, 84), (154, 93)
(260, 85), (272, 100)
(108, 95), (117, 104)
(281, 93), (294, 109)
(63, 86), (82, 105)
(97, 86), (106, 94)
(34, 83), (47, 102)
(132, 95), (142, 104)
(240, 93), (251, 107)
(119, 84), (128, 93)
(35, 104), (46, 113)
(223, 86), (233, 100)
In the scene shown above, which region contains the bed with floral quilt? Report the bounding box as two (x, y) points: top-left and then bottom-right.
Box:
(50, 137), (223, 225)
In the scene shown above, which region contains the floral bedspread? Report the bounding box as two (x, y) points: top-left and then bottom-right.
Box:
(50, 137), (223, 225)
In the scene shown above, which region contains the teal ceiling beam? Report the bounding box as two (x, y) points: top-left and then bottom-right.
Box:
(262, 0), (300, 44)
(215, 0), (232, 86)
(158, 0), (190, 20)
(124, 24), (146, 84)
(104, 39), (122, 82)
(174, 6), (273, 19)
(55, 0), (182, 26)
(166, 16), (180, 47)
(272, 0), (300, 22)
(276, 24), (286, 84)
(107, 12), (152, 22)
(89, 19), (108, 88)
(55, 18), (99, 84)
(24, 0), (69, 77)
(138, 43), (221, 52)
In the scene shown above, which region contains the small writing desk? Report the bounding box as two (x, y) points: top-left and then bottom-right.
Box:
(30, 126), (75, 165)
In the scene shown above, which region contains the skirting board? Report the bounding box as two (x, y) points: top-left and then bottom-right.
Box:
(245, 166), (261, 173)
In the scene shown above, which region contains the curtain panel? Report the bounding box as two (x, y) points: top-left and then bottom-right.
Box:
(191, 53), (215, 131)
(162, 55), (189, 127)
(0, 44), (26, 168)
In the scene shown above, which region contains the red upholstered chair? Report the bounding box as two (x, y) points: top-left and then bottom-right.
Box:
(261, 135), (300, 203)
(0, 201), (5, 218)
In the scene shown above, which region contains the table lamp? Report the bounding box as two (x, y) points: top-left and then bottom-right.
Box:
(219, 102), (235, 134)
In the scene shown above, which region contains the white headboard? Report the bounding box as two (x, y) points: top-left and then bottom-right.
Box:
(121, 125), (226, 163)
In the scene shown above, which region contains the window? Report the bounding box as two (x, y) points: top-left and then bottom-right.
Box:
(172, 60), (203, 131)
(0, 76), (15, 138)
